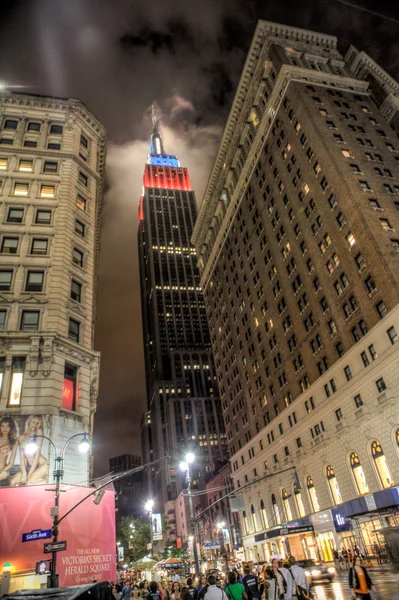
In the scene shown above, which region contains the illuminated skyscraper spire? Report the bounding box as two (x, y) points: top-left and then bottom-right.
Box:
(147, 103), (180, 168)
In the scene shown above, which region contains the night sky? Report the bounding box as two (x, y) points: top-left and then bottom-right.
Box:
(0, 0), (397, 475)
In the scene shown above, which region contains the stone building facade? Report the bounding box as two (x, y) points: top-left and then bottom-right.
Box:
(0, 92), (106, 485)
(192, 22), (399, 562)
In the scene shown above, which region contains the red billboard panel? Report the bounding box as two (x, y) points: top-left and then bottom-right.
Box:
(0, 484), (116, 586)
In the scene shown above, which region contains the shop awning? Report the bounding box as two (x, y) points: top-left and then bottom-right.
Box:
(254, 517), (313, 542)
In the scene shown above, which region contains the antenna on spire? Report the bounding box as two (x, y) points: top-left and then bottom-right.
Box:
(151, 103), (157, 133)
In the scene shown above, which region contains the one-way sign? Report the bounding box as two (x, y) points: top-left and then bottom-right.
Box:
(43, 541), (67, 553)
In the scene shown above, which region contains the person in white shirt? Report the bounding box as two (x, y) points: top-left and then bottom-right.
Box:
(277, 563), (293, 600)
(287, 557), (309, 596)
(204, 576), (228, 600)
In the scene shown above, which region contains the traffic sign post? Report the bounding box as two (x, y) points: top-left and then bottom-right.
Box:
(43, 541), (67, 554)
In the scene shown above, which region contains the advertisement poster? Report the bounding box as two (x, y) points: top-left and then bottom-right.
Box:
(50, 416), (89, 485)
(0, 484), (116, 586)
(0, 414), (49, 488)
(152, 512), (163, 541)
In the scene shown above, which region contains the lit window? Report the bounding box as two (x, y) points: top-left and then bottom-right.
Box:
(76, 195), (87, 211)
(326, 465), (343, 505)
(341, 149), (352, 158)
(0, 158), (7, 170)
(8, 357), (25, 406)
(350, 452), (369, 495)
(63, 364), (77, 410)
(14, 182), (29, 196)
(40, 185), (55, 198)
(1, 237), (18, 254)
(306, 476), (320, 512)
(380, 218), (393, 231)
(371, 441), (394, 488)
(346, 232), (356, 247)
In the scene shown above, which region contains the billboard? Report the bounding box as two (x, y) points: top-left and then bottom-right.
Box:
(0, 414), (49, 487)
(50, 416), (88, 485)
(0, 484), (116, 586)
(152, 512), (163, 541)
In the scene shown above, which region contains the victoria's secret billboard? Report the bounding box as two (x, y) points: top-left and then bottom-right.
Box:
(0, 485), (116, 586)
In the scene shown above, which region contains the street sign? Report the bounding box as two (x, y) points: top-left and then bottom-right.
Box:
(43, 541), (67, 553)
(22, 529), (51, 543)
(203, 541), (220, 548)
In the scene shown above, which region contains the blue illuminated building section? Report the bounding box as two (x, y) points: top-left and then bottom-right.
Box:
(148, 153), (180, 167)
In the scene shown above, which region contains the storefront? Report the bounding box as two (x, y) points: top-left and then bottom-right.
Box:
(311, 510), (341, 562)
(331, 487), (399, 559)
(254, 517), (315, 561)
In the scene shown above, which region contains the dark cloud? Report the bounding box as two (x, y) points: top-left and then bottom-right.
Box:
(0, 0), (397, 475)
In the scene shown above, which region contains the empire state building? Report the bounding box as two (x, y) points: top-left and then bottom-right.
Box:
(138, 110), (226, 504)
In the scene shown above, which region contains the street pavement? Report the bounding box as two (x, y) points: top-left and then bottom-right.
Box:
(310, 565), (399, 599)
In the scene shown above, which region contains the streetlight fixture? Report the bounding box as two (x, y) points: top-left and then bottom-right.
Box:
(180, 453), (200, 576)
(145, 499), (154, 555)
(26, 431), (90, 588)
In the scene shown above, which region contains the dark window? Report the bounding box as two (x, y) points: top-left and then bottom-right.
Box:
(71, 279), (82, 303)
(376, 301), (387, 319)
(27, 122), (41, 132)
(361, 351), (369, 367)
(68, 318), (80, 343)
(0, 310), (5, 330)
(335, 408), (343, 421)
(25, 271), (44, 292)
(354, 394), (363, 408)
(75, 220), (85, 237)
(344, 365), (352, 381)
(80, 134), (88, 148)
(0, 270), (12, 291)
(1, 237), (18, 254)
(72, 248), (84, 267)
(335, 341), (344, 357)
(0, 137), (13, 145)
(7, 208), (24, 223)
(296, 437), (302, 448)
(376, 378), (386, 393)
(4, 119), (18, 130)
(20, 310), (39, 331)
(387, 326), (398, 345)
(24, 140), (37, 148)
(79, 172), (88, 186)
(43, 161), (58, 173)
(47, 142), (61, 150)
(50, 124), (63, 135)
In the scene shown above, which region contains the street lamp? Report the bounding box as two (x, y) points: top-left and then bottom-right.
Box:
(180, 453), (200, 577)
(26, 431), (90, 588)
(145, 499), (154, 556)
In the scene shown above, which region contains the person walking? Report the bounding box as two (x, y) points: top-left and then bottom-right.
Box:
(225, 571), (247, 600)
(122, 581), (132, 600)
(287, 556), (309, 599)
(333, 549), (340, 571)
(147, 582), (162, 600)
(349, 556), (373, 599)
(242, 565), (261, 600)
(186, 578), (199, 600)
(204, 576), (228, 600)
(270, 559), (287, 600)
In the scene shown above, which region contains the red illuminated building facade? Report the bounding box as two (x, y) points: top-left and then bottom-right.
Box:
(138, 111), (226, 507)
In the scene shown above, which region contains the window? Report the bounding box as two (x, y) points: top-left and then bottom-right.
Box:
(75, 219), (85, 237)
(354, 394), (363, 408)
(0, 310), (6, 330)
(3, 119), (18, 130)
(376, 378), (386, 393)
(296, 437), (302, 448)
(27, 122), (41, 132)
(0, 157), (7, 170)
(80, 134), (88, 148)
(0, 137), (13, 145)
(346, 232), (356, 247)
(282, 489), (293, 521)
(24, 139), (37, 148)
(71, 279), (82, 303)
(350, 452), (369, 495)
(72, 248), (84, 267)
(359, 181), (371, 192)
(19, 159), (33, 172)
(20, 310), (40, 331)
(335, 408), (343, 421)
(305, 397), (315, 413)
(387, 326), (398, 345)
(335, 341), (344, 357)
(354, 252), (364, 270)
(25, 271), (44, 292)
(68, 318), (80, 343)
(50, 124), (63, 135)
(364, 275), (376, 294)
(392, 239), (399, 253)
(35, 209), (51, 224)
(344, 365), (352, 381)
(40, 185), (55, 198)
(361, 351), (369, 367)
(7, 208), (24, 223)
(376, 300), (387, 319)
(14, 182), (29, 196)
(380, 218), (393, 231)
(62, 363), (77, 411)
(371, 440), (394, 489)
(8, 357), (25, 406)
(79, 172), (88, 186)
(0, 270), (12, 291)
(328, 319), (337, 336)
(369, 344), (377, 361)
(326, 465), (343, 505)
(369, 198), (381, 210)
(307, 476), (320, 512)
(1, 237), (18, 254)
(48, 142), (61, 150)
(31, 238), (48, 255)
(43, 161), (58, 173)
(76, 195), (87, 211)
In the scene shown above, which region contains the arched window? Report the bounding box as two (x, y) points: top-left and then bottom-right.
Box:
(242, 510), (249, 535)
(294, 484), (306, 517)
(396, 429), (399, 447)
(371, 441), (394, 489)
(251, 504), (258, 532)
(306, 476), (320, 512)
(271, 493), (281, 525)
(326, 465), (343, 505)
(260, 499), (269, 529)
(282, 489), (293, 521)
(350, 452), (369, 495)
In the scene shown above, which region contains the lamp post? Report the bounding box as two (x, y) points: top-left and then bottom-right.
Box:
(26, 432), (90, 588)
(144, 499), (154, 556)
(180, 453), (200, 577)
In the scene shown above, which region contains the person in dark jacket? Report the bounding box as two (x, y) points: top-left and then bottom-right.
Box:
(349, 557), (373, 599)
(242, 566), (261, 600)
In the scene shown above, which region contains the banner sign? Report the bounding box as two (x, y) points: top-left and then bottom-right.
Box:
(152, 513), (163, 541)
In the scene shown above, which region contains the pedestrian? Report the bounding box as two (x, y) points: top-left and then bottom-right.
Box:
(342, 548), (349, 569)
(270, 559), (287, 599)
(242, 565), (261, 600)
(225, 571), (247, 600)
(349, 556), (373, 599)
(204, 576), (228, 600)
(197, 575), (207, 593)
(113, 584), (122, 600)
(333, 549), (340, 571)
(147, 582), (162, 600)
(159, 580), (169, 600)
(373, 543), (382, 565)
(132, 585), (140, 600)
(233, 569), (243, 584)
(171, 582), (181, 600)
(354, 545), (361, 557)
(171, 570), (181, 583)
(186, 578), (199, 600)
(348, 549), (353, 564)
(287, 556), (309, 599)
(263, 567), (277, 600)
(277, 562), (292, 600)
(123, 581), (132, 600)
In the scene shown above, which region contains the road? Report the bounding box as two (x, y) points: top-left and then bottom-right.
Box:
(310, 566), (399, 599)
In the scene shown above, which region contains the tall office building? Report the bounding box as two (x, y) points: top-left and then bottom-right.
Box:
(138, 113), (226, 505)
(192, 22), (399, 562)
(0, 92), (106, 485)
